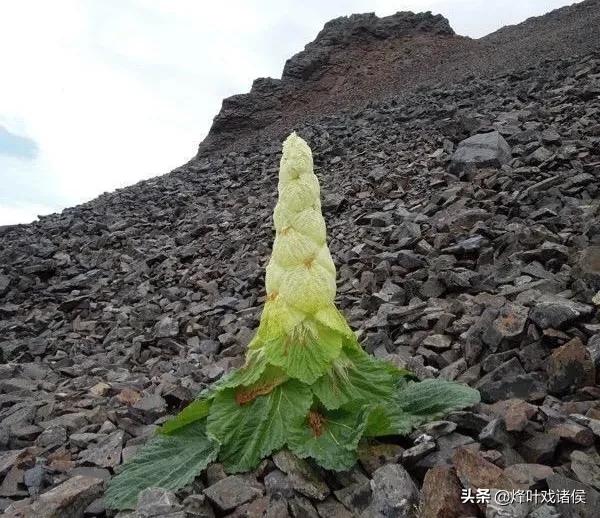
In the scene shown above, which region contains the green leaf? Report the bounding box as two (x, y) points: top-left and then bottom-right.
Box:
(397, 378), (480, 418)
(288, 404), (372, 471)
(311, 348), (401, 410)
(314, 304), (355, 338)
(104, 421), (219, 510)
(206, 379), (313, 473)
(159, 351), (275, 436)
(212, 348), (269, 391)
(159, 398), (212, 435)
(365, 379), (480, 437)
(263, 322), (343, 384)
(364, 404), (413, 437)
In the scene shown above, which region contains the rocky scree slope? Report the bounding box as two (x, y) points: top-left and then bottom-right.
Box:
(199, 0), (600, 155)
(2, 10), (600, 518)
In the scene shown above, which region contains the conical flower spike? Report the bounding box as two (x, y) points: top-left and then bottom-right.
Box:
(248, 132), (358, 384)
(265, 132), (336, 328)
(104, 133), (480, 511)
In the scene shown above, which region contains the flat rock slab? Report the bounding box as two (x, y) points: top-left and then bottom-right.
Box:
(419, 466), (478, 518)
(3, 475), (103, 518)
(203, 475), (263, 512)
(273, 450), (330, 500)
(78, 430), (124, 468)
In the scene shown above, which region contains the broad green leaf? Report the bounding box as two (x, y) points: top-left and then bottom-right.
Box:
(314, 304), (355, 338)
(263, 322), (343, 384)
(365, 379), (480, 437)
(364, 404), (413, 437)
(288, 404), (372, 471)
(160, 352), (277, 436)
(311, 348), (401, 410)
(212, 348), (269, 391)
(207, 379), (313, 473)
(104, 421), (219, 510)
(159, 397), (212, 435)
(397, 378), (480, 419)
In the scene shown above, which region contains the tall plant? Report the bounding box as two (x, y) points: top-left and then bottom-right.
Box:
(105, 133), (479, 509)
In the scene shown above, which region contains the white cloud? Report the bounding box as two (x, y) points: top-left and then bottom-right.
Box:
(0, 0), (575, 224)
(0, 203), (61, 226)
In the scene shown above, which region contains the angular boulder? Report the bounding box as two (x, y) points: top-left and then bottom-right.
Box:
(450, 131), (511, 172)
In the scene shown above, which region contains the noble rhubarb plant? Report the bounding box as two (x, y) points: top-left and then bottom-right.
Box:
(105, 133), (480, 509)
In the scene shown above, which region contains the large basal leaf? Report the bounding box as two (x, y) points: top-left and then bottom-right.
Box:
(365, 379), (480, 437)
(159, 397), (212, 435)
(311, 348), (402, 410)
(364, 404), (414, 437)
(212, 348), (269, 391)
(263, 322), (343, 384)
(206, 379), (313, 473)
(159, 351), (275, 436)
(397, 378), (480, 418)
(104, 421), (219, 510)
(288, 404), (372, 471)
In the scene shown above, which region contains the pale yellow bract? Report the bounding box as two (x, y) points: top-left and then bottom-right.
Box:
(268, 132), (335, 312)
(253, 132), (352, 342)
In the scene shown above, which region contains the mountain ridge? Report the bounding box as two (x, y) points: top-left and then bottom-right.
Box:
(198, 0), (600, 156)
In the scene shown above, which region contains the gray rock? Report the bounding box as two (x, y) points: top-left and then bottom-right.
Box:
(203, 475), (263, 512)
(333, 473), (372, 516)
(182, 494), (215, 518)
(358, 443), (404, 475)
(264, 469), (295, 499)
(517, 433), (559, 464)
(570, 450), (600, 491)
(479, 417), (515, 448)
(450, 131), (511, 171)
(361, 464), (418, 518)
(528, 504), (560, 518)
(422, 334), (452, 350)
(39, 413), (88, 432)
(273, 450), (330, 500)
(3, 475), (103, 518)
(546, 474), (600, 518)
(587, 334), (600, 367)
(0, 274), (10, 295)
(546, 337), (595, 395)
(579, 246), (600, 291)
(289, 495), (320, 518)
(401, 441), (436, 466)
(315, 497), (354, 518)
(79, 430), (124, 468)
(503, 463), (553, 488)
(155, 316), (179, 338)
(68, 466), (112, 482)
(529, 298), (593, 329)
(570, 414), (600, 439)
(70, 432), (104, 449)
(478, 373), (547, 403)
(482, 303), (529, 349)
(526, 146), (553, 164)
(486, 489), (530, 517)
(23, 461), (45, 497)
(136, 488), (182, 517)
(541, 128), (561, 145)
(36, 426), (67, 448)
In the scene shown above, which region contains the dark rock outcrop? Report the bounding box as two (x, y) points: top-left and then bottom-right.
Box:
(199, 0), (600, 156)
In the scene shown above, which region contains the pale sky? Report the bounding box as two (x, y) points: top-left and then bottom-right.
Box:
(0, 0), (575, 225)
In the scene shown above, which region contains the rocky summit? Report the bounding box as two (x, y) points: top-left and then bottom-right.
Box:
(1, 1), (600, 517)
